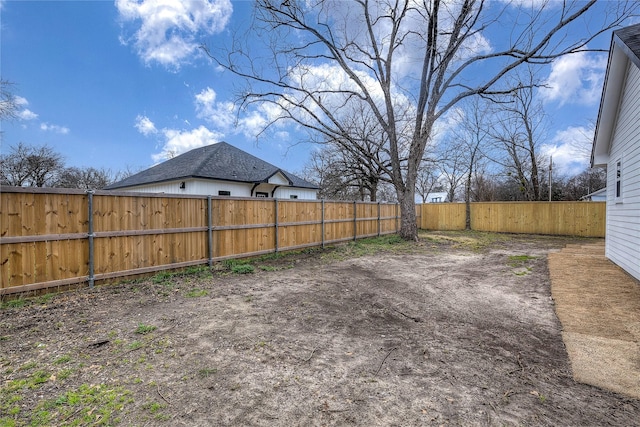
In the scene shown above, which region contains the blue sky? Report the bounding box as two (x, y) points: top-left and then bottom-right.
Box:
(1, 0), (635, 178)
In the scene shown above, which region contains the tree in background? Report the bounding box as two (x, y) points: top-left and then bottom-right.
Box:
(0, 79), (18, 121)
(307, 103), (394, 202)
(415, 162), (441, 204)
(488, 70), (549, 201)
(561, 168), (607, 201)
(0, 142), (121, 190)
(0, 142), (64, 187)
(302, 143), (394, 202)
(450, 98), (491, 228)
(205, 0), (636, 239)
(54, 167), (113, 190)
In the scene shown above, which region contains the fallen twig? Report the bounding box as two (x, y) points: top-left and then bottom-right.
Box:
(304, 346), (318, 363)
(374, 347), (397, 376)
(157, 384), (170, 404)
(516, 354), (525, 374)
(391, 307), (422, 323)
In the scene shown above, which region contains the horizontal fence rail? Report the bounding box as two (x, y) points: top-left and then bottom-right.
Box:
(418, 201), (606, 237)
(1, 187), (400, 296)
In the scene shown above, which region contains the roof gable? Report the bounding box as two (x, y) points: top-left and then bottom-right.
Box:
(267, 170), (293, 186)
(592, 24), (640, 166)
(106, 142), (318, 190)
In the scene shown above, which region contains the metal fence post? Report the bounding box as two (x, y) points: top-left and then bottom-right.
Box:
(87, 191), (95, 288)
(207, 196), (213, 267)
(321, 199), (325, 249)
(378, 201), (381, 237)
(353, 201), (357, 241)
(274, 199), (279, 253)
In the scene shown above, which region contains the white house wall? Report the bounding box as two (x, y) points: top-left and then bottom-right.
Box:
(113, 178), (317, 200)
(606, 61), (640, 281)
(274, 187), (317, 200)
(118, 179), (251, 197)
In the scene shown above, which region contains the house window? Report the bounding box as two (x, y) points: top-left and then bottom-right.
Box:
(256, 192), (268, 198)
(290, 195), (298, 199)
(616, 160), (622, 201)
(218, 190), (231, 196)
(431, 197), (442, 203)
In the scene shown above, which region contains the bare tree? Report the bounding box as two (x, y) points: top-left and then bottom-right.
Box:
(204, 0), (637, 239)
(0, 79), (18, 121)
(0, 142), (64, 187)
(470, 167), (500, 202)
(489, 70), (549, 201)
(54, 167), (114, 190)
(302, 148), (358, 200)
(415, 161), (441, 204)
(437, 142), (466, 203)
(302, 142), (391, 201)
(448, 99), (492, 228)
(561, 167), (607, 200)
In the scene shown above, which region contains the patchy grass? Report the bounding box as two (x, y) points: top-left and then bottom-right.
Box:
(197, 368), (217, 378)
(508, 254), (538, 266)
(0, 293), (56, 310)
(185, 288), (208, 298)
(232, 264), (255, 274)
(323, 234), (408, 260)
(223, 259), (257, 274)
(1, 356), (133, 427)
(420, 230), (511, 251)
(222, 261), (255, 274)
(152, 266), (213, 287)
(508, 254), (537, 276)
(33, 384), (133, 426)
(134, 324), (156, 335)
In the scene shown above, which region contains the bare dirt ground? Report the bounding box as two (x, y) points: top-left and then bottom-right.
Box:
(2, 231), (639, 426)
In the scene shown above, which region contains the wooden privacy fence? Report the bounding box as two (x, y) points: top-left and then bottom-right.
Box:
(0, 187), (400, 296)
(418, 201), (606, 237)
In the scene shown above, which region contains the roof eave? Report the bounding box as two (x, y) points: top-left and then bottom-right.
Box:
(591, 41), (629, 167)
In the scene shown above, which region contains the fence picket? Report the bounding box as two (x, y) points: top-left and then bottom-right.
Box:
(1, 188), (400, 295)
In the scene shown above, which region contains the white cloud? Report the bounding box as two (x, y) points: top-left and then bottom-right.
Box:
(541, 125), (594, 176)
(152, 125), (223, 162)
(18, 109), (38, 121)
(40, 123), (70, 134)
(13, 96), (38, 120)
(135, 115), (158, 136)
(194, 87), (235, 129)
(115, 0), (233, 69)
(238, 109), (270, 139)
(540, 52), (607, 106)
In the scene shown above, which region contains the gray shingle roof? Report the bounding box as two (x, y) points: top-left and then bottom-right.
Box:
(614, 23), (640, 69)
(106, 142), (318, 190)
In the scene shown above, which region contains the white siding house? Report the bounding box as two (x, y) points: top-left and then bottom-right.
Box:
(106, 142), (318, 200)
(425, 192), (449, 203)
(592, 24), (640, 281)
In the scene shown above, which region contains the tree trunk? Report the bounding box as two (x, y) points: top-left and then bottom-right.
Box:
(368, 178), (378, 202)
(465, 172), (472, 230)
(530, 154), (541, 200)
(398, 188), (418, 240)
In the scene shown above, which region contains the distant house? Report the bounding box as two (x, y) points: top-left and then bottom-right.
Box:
(106, 142), (318, 200)
(425, 192), (449, 203)
(591, 23), (640, 281)
(579, 188), (607, 202)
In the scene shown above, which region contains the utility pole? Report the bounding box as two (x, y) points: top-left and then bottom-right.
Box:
(548, 156), (553, 202)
